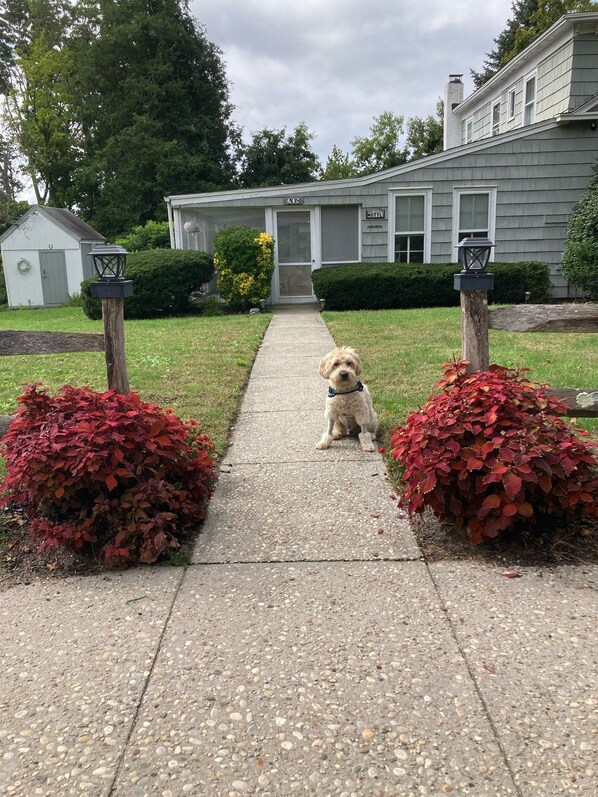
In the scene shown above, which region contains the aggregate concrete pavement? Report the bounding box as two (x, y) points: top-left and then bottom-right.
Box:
(1, 304), (596, 796)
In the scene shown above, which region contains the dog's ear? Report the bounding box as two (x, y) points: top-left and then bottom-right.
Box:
(351, 350), (363, 376)
(319, 352), (333, 378)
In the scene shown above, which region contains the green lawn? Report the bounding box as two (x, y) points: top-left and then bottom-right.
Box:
(0, 305), (595, 465)
(323, 307), (598, 442)
(0, 307), (271, 454)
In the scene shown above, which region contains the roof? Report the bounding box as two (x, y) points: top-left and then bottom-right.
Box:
(166, 117), (562, 208)
(455, 12), (598, 117)
(0, 205), (104, 245)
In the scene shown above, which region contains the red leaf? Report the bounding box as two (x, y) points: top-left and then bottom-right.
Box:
(503, 473), (522, 500)
(481, 494), (501, 512)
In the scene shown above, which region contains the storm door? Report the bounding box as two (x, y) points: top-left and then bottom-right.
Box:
(275, 210), (316, 302)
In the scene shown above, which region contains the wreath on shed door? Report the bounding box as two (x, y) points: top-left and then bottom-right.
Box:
(16, 258), (31, 274)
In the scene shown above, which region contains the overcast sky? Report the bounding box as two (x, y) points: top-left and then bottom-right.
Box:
(189, 0), (514, 162)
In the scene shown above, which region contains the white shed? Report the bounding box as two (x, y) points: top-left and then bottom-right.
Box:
(0, 205), (105, 308)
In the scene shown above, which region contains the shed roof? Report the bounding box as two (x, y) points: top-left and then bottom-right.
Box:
(0, 205), (104, 245)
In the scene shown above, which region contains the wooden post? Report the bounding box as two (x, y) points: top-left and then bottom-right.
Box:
(460, 290), (490, 372)
(101, 297), (129, 393)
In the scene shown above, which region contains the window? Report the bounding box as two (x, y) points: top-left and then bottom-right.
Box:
(452, 187), (497, 260)
(390, 191), (431, 263)
(492, 101), (500, 136)
(523, 74), (536, 125)
(321, 205), (359, 263)
(508, 87), (516, 120)
(464, 117), (473, 144)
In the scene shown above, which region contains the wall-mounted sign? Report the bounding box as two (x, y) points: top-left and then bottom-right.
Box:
(366, 224), (384, 230)
(285, 197), (305, 205)
(365, 208), (386, 219)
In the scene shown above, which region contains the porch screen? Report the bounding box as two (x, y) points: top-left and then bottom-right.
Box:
(321, 206), (359, 264)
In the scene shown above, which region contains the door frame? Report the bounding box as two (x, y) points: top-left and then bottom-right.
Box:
(267, 207), (320, 304)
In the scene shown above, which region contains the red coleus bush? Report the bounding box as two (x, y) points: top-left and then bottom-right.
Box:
(390, 362), (598, 543)
(0, 384), (216, 567)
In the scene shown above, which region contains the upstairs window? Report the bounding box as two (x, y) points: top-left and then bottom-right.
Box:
(492, 101), (501, 136)
(464, 117), (473, 144)
(508, 87), (516, 120)
(523, 74), (536, 125)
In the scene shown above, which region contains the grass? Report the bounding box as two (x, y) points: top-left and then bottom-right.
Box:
(323, 306), (598, 442)
(1, 304), (596, 456)
(0, 306), (271, 455)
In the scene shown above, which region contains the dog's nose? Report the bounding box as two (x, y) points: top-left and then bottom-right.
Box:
(340, 371), (349, 380)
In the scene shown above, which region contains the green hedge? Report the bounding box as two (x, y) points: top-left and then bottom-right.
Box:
(311, 261), (551, 311)
(81, 249), (214, 320)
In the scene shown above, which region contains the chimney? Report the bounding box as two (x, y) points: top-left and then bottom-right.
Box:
(443, 74), (464, 150)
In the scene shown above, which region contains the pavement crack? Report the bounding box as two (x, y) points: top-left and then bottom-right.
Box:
(423, 561), (525, 797)
(106, 567), (188, 796)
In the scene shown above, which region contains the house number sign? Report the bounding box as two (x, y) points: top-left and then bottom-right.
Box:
(365, 208), (386, 219)
(285, 197), (305, 205)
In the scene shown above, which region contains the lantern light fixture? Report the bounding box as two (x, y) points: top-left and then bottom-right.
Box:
(89, 244), (133, 298)
(454, 237), (495, 292)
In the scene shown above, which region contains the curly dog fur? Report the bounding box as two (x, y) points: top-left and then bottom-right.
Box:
(316, 346), (378, 452)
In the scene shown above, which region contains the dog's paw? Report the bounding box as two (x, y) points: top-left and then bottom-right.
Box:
(316, 434), (332, 450)
(359, 432), (375, 452)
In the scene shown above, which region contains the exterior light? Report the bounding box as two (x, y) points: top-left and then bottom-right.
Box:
(457, 236), (494, 272)
(454, 237), (495, 292)
(89, 244), (133, 299)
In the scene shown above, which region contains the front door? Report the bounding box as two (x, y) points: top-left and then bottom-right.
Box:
(274, 209), (317, 303)
(40, 250), (69, 306)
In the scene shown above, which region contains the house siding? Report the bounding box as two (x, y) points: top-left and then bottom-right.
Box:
(570, 35), (598, 109)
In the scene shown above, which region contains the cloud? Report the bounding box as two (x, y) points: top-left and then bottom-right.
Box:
(192, 0), (513, 161)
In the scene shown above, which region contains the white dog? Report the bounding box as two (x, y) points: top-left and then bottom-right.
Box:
(316, 346), (378, 452)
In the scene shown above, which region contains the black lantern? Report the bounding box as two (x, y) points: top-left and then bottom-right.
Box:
(454, 237), (495, 291)
(89, 244), (133, 298)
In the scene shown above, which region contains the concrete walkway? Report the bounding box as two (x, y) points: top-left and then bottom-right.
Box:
(1, 306), (597, 797)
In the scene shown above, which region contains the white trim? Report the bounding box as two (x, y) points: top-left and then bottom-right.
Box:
(464, 116), (474, 144)
(452, 186), (497, 261)
(388, 188), (433, 263)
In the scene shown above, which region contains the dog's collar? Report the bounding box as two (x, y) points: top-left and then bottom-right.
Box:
(327, 380), (364, 398)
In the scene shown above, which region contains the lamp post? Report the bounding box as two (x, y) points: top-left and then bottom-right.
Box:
(89, 244), (134, 393)
(454, 237), (494, 373)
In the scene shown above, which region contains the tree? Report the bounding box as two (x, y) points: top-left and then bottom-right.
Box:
(404, 101), (444, 161)
(237, 123), (321, 188)
(321, 144), (358, 181)
(472, 1), (598, 88)
(351, 111), (408, 175)
(561, 161), (598, 298)
(71, 0), (238, 238)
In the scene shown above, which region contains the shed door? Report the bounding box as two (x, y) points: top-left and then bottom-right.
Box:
(40, 250), (69, 305)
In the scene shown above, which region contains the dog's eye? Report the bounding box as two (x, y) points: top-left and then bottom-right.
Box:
(333, 361), (340, 367)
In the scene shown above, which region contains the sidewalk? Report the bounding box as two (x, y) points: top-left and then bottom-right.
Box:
(1, 305), (596, 796)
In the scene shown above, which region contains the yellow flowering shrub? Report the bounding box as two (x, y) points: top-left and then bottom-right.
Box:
(214, 227), (275, 310)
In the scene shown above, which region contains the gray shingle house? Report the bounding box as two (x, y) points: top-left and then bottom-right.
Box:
(165, 11), (598, 304)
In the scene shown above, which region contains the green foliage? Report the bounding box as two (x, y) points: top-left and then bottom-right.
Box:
(323, 102), (444, 180)
(312, 261), (551, 310)
(115, 220), (171, 252)
(0, 199), (29, 237)
(351, 111), (407, 174)
(472, 1), (598, 87)
(561, 162), (598, 298)
(81, 249), (214, 320)
(0, 383), (215, 568)
(214, 228), (275, 310)
(237, 123), (320, 188)
(390, 361), (598, 543)
(1, 0), (238, 238)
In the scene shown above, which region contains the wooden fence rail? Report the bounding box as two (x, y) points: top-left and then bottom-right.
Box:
(487, 303), (598, 418)
(0, 329), (105, 438)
